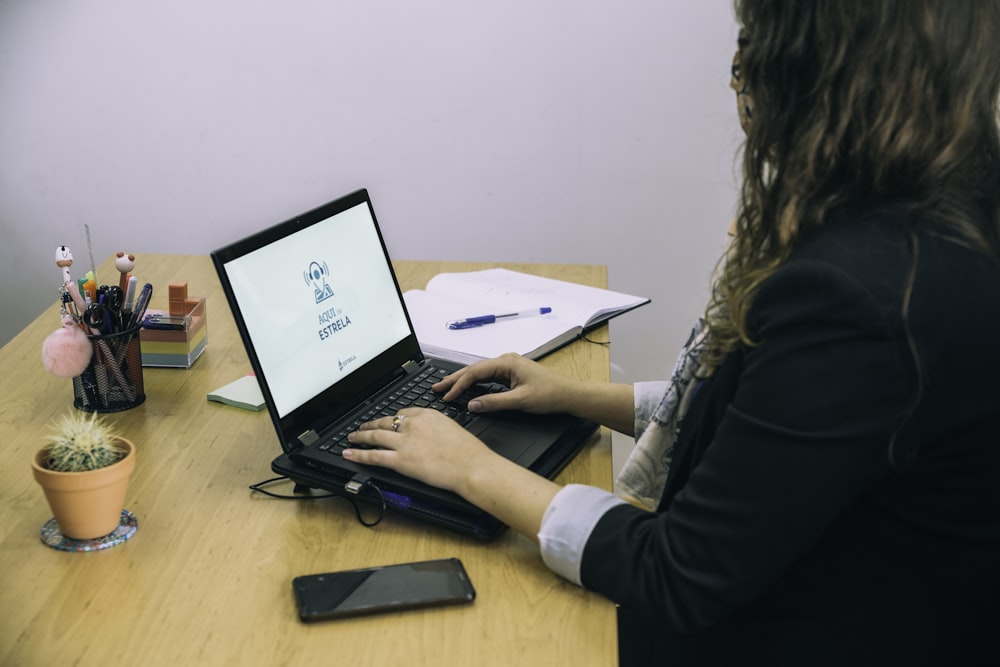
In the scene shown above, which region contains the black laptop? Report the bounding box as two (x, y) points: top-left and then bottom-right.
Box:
(211, 189), (598, 539)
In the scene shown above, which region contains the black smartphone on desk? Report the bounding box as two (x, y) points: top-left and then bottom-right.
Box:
(292, 557), (476, 622)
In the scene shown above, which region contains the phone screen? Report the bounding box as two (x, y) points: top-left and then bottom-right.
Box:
(292, 557), (476, 622)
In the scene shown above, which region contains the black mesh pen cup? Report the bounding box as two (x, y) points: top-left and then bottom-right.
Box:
(72, 325), (146, 412)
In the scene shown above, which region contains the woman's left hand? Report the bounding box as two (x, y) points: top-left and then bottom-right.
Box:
(344, 408), (494, 495)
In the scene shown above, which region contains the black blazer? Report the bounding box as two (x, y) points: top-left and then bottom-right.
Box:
(583, 210), (1000, 666)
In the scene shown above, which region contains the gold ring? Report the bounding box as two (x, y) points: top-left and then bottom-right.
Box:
(392, 415), (404, 432)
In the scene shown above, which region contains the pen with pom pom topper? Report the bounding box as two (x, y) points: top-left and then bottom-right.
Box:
(45, 246), (93, 379)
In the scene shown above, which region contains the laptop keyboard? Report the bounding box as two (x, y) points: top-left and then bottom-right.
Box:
(316, 365), (506, 457)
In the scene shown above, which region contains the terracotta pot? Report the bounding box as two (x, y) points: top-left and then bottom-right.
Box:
(31, 437), (136, 540)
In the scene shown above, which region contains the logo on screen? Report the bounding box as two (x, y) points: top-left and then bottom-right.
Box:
(303, 261), (335, 303)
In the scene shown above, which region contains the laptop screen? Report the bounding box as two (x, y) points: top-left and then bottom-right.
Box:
(219, 197), (412, 418)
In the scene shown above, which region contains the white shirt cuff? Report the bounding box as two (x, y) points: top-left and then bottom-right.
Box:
(538, 484), (627, 585)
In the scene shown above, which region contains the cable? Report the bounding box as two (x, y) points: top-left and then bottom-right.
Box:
(580, 333), (611, 346)
(248, 476), (386, 527)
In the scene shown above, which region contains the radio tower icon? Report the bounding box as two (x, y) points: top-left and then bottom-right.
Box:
(304, 261), (334, 303)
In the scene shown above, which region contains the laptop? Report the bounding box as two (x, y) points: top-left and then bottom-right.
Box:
(211, 189), (598, 540)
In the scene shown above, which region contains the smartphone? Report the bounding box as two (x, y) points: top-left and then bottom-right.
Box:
(292, 557), (476, 622)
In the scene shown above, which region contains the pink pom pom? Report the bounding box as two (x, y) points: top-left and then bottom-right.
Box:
(41, 323), (93, 378)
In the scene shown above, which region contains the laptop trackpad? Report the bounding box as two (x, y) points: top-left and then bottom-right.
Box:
(469, 419), (543, 464)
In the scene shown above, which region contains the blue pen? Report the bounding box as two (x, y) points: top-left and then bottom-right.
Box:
(447, 307), (552, 330)
(127, 283), (153, 330)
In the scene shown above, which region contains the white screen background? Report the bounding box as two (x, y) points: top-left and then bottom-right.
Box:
(224, 203), (411, 417)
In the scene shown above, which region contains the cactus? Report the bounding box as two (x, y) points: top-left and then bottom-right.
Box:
(43, 411), (127, 472)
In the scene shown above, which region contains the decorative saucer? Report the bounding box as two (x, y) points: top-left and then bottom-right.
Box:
(39, 509), (138, 552)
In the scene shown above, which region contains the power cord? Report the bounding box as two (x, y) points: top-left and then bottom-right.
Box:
(248, 475), (387, 527)
(580, 333), (611, 346)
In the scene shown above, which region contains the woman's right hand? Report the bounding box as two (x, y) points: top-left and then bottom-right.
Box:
(433, 353), (580, 416)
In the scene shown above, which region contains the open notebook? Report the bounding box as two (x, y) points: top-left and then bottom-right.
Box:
(403, 268), (649, 365)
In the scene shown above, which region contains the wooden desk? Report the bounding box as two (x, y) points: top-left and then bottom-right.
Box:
(0, 254), (616, 666)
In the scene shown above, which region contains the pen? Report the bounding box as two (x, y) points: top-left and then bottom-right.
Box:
(124, 276), (138, 311)
(85, 224), (98, 288)
(447, 307), (552, 330)
(67, 281), (88, 315)
(127, 283), (153, 331)
(55, 245), (74, 285)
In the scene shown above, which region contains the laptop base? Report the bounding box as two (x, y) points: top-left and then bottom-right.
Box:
(272, 417), (599, 541)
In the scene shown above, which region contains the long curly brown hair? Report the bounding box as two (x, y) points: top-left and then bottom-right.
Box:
(702, 0), (1000, 373)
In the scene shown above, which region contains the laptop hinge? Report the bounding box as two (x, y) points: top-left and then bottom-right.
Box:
(297, 429), (320, 448)
(402, 360), (421, 374)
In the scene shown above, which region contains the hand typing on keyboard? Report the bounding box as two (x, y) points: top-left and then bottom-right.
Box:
(317, 365), (507, 459)
(344, 353), (596, 539)
(344, 353), (588, 484)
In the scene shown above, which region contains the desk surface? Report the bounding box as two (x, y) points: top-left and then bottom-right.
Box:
(0, 254), (616, 666)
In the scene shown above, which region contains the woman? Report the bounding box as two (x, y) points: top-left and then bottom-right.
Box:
(346, 2), (1000, 663)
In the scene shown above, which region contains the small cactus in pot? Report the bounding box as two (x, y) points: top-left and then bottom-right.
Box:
(32, 411), (137, 541)
(43, 411), (127, 472)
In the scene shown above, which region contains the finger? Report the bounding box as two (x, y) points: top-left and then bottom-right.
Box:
(358, 416), (394, 431)
(466, 388), (524, 413)
(342, 445), (397, 467)
(431, 368), (463, 391)
(437, 359), (508, 400)
(432, 367), (476, 397)
(437, 376), (475, 402)
(361, 410), (417, 432)
(346, 423), (407, 451)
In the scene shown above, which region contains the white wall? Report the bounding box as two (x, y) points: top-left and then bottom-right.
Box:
(0, 0), (740, 386)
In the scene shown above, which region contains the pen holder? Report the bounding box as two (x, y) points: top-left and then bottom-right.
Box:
(72, 326), (146, 413)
